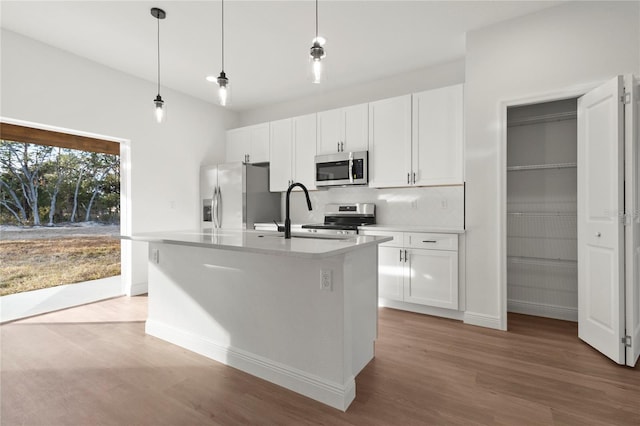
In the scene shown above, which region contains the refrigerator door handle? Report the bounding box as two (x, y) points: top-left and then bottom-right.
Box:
(216, 185), (222, 228)
(212, 187), (219, 228)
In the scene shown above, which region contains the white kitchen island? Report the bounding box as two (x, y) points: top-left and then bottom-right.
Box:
(126, 229), (391, 411)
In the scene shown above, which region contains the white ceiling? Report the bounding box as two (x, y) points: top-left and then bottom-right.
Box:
(1, 1), (563, 112)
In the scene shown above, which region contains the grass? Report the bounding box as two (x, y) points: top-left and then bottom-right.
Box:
(0, 237), (121, 296)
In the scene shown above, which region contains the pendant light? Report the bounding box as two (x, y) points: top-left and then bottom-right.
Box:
(309, 0), (326, 84)
(151, 7), (166, 123)
(216, 0), (230, 106)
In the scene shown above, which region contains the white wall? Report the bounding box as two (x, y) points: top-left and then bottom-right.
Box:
(464, 1), (640, 329)
(239, 59), (464, 125)
(1, 30), (239, 293)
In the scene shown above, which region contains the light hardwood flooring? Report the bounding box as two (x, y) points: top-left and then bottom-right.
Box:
(1, 296), (639, 425)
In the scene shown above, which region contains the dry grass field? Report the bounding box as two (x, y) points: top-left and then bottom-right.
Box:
(0, 236), (120, 296)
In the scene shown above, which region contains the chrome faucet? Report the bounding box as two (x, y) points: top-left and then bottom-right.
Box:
(285, 182), (312, 239)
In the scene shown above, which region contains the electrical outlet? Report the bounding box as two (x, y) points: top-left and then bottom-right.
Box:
(151, 248), (160, 264)
(440, 199), (448, 209)
(410, 200), (418, 209)
(320, 269), (332, 291)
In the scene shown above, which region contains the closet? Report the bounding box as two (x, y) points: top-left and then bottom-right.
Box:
(507, 98), (579, 321)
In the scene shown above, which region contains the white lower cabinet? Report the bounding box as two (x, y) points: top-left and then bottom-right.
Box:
(404, 248), (458, 309)
(364, 231), (459, 310)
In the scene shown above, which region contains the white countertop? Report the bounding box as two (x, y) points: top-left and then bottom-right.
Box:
(124, 229), (392, 259)
(359, 225), (466, 234)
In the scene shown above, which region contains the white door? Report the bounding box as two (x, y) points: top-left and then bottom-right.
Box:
(368, 95), (413, 188)
(293, 113), (317, 190)
(378, 246), (404, 301)
(317, 108), (342, 154)
(624, 75), (640, 367)
(226, 128), (250, 163)
(343, 103), (369, 152)
(577, 76), (625, 364)
(269, 118), (293, 192)
(412, 84), (464, 186)
(249, 123), (270, 163)
(404, 249), (458, 310)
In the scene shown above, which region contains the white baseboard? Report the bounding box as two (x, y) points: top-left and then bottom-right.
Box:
(129, 281), (148, 296)
(1, 276), (123, 323)
(145, 319), (356, 411)
(379, 299), (464, 321)
(508, 300), (578, 322)
(464, 311), (504, 330)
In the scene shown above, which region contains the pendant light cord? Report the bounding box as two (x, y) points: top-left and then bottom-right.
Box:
(221, 0), (225, 72)
(157, 14), (161, 95)
(315, 0), (318, 38)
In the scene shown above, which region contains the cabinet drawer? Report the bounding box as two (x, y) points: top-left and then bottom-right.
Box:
(404, 233), (458, 251)
(360, 230), (404, 247)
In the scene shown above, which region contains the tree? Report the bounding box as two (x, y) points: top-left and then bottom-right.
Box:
(84, 153), (118, 222)
(0, 141), (53, 226)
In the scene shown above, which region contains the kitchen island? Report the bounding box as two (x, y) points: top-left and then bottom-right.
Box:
(126, 229), (391, 411)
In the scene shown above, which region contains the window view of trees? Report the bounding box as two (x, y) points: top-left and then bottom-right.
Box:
(0, 140), (120, 226)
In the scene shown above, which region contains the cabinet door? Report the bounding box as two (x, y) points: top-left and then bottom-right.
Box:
(368, 95), (413, 188)
(412, 84), (464, 186)
(269, 118), (293, 192)
(404, 249), (458, 309)
(343, 103), (369, 152)
(292, 113), (317, 190)
(378, 246), (404, 301)
(226, 128), (250, 163)
(317, 108), (342, 154)
(249, 123), (270, 163)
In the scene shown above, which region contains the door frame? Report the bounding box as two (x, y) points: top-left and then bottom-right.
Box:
(0, 116), (132, 322)
(498, 82), (600, 331)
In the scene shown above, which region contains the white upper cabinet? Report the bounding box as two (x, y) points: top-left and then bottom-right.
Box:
(269, 114), (317, 192)
(317, 103), (368, 154)
(269, 118), (293, 192)
(292, 113), (317, 191)
(368, 95), (413, 188)
(412, 84), (464, 186)
(226, 123), (270, 164)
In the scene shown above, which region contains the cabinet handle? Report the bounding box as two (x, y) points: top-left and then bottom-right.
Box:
(407, 173), (410, 184)
(422, 240), (437, 243)
(399, 249), (403, 262)
(404, 250), (408, 262)
(337, 142), (340, 152)
(341, 141), (344, 152)
(412, 172), (416, 184)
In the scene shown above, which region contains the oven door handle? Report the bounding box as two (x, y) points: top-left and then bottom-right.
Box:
(348, 152), (354, 183)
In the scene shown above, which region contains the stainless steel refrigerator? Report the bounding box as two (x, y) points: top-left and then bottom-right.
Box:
(200, 162), (280, 230)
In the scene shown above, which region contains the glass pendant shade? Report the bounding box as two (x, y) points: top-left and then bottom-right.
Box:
(216, 71), (230, 106)
(154, 94), (165, 123)
(309, 38), (326, 84)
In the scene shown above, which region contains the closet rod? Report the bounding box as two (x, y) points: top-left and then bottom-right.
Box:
(507, 255), (577, 266)
(507, 111), (577, 127)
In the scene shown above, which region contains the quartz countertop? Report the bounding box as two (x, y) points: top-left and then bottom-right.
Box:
(358, 225), (466, 234)
(123, 229), (392, 259)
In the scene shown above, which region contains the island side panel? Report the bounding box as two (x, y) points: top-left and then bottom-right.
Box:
(343, 245), (378, 379)
(145, 242), (357, 409)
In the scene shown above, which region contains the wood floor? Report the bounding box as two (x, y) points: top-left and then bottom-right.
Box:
(1, 296), (638, 425)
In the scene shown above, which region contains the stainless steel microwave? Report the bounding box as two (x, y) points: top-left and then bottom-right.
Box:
(314, 151), (368, 187)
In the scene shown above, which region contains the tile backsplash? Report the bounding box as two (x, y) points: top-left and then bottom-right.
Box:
(281, 185), (464, 229)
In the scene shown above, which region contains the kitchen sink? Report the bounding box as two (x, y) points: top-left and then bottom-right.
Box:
(257, 233), (353, 241)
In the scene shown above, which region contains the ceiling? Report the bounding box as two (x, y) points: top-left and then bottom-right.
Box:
(1, 1), (563, 112)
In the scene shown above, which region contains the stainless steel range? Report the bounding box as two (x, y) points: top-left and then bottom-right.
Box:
(300, 203), (375, 235)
